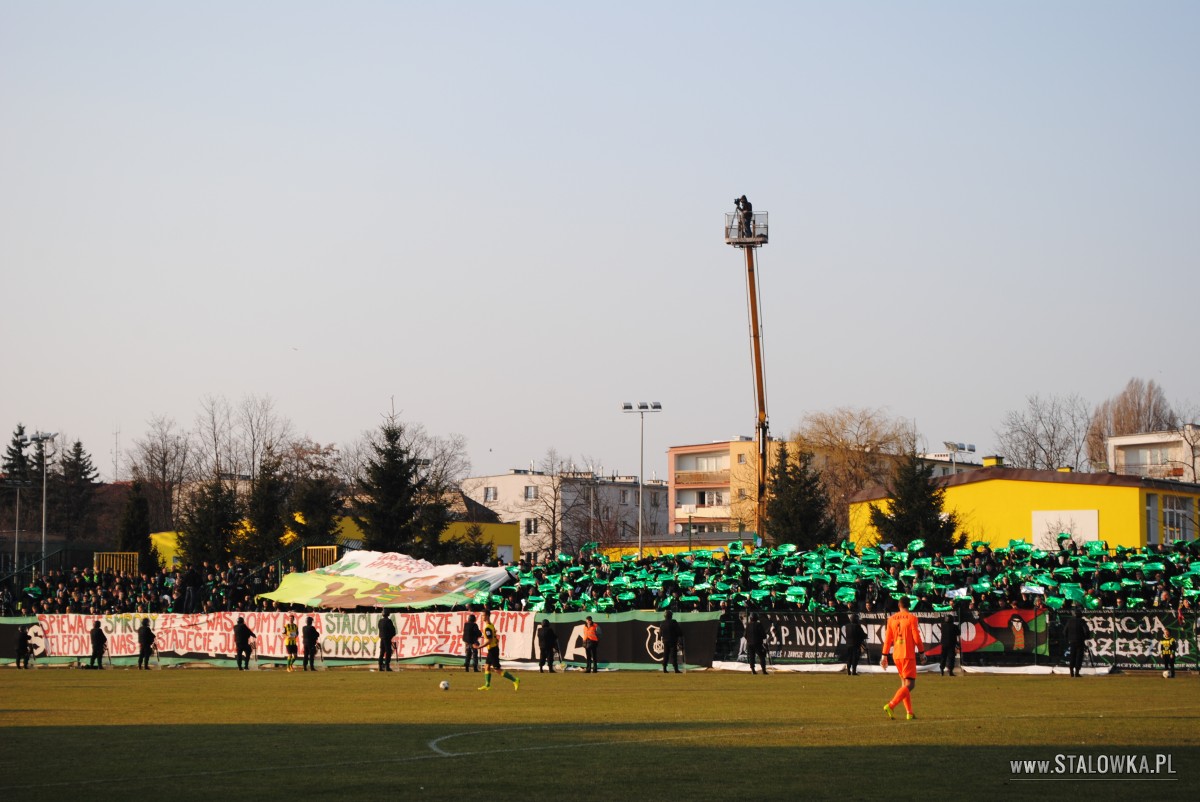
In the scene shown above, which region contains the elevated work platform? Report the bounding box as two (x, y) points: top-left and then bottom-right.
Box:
(724, 211), (768, 247)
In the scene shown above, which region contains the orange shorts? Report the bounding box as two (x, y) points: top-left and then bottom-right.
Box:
(894, 657), (917, 679)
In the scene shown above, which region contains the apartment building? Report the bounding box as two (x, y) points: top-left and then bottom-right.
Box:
(462, 468), (667, 562)
(1106, 425), (1200, 483)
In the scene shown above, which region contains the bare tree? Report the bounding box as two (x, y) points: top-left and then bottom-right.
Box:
(237, 394), (294, 483)
(401, 424), (471, 497)
(128, 415), (192, 532)
(792, 407), (917, 535)
(194, 395), (237, 480)
(996, 393), (1092, 471)
(1087, 378), (1177, 469)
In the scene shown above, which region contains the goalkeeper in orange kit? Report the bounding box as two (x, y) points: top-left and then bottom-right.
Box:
(880, 597), (924, 720)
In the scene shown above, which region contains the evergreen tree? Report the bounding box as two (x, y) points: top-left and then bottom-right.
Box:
(177, 477), (241, 565)
(240, 451), (290, 563)
(868, 450), (966, 554)
(117, 480), (161, 570)
(290, 473), (344, 546)
(351, 415), (449, 558)
(439, 523), (496, 565)
(53, 440), (98, 543)
(765, 443), (838, 550)
(2, 424), (31, 482)
(2, 425), (33, 534)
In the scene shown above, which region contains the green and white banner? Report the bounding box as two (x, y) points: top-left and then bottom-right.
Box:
(257, 551), (512, 609)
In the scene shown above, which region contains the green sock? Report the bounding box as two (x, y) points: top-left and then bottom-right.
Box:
(503, 671), (516, 683)
(485, 672), (492, 687)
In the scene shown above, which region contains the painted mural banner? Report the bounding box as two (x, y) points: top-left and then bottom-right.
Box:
(256, 551), (512, 609)
(753, 610), (1050, 663)
(1082, 611), (1197, 669)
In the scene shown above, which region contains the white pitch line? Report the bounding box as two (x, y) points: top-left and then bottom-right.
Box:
(1, 706), (1195, 792)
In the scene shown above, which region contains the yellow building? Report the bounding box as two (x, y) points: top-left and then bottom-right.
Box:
(849, 466), (1200, 550)
(334, 518), (521, 564)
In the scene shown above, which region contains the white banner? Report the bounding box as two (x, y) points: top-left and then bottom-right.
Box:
(35, 611), (535, 662)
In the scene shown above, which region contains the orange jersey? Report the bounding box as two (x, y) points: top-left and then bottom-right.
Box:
(882, 610), (923, 662)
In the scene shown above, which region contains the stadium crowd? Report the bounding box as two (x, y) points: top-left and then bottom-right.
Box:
(1, 561), (283, 617)
(494, 537), (1200, 621)
(3, 537), (1198, 621)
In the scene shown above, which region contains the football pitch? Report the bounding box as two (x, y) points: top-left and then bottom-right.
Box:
(1, 667), (1197, 801)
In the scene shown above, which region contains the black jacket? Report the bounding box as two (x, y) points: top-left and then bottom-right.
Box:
(537, 624), (558, 652)
(744, 620), (767, 648)
(1064, 615), (1089, 644)
(137, 625), (156, 648)
(234, 622), (255, 647)
(378, 616), (397, 641)
(941, 621), (959, 648)
(90, 627), (107, 651)
(462, 621), (481, 646)
(663, 618), (683, 646)
(302, 624), (319, 648)
(845, 622), (867, 648)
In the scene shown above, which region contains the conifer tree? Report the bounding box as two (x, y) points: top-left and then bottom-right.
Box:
(351, 414), (449, 558)
(241, 451), (290, 563)
(766, 443), (838, 549)
(117, 480), (161, 569)
(177, 477), (241, 564)
(54, 440), (98, 542)
(868, 450), (965, 554)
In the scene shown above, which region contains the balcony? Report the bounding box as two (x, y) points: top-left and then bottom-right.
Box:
(674, 470), (730, 486)
(1116, 463), (1190, 481)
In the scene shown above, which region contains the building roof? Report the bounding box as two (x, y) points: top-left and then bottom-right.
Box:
(849, 466), (1200, 504)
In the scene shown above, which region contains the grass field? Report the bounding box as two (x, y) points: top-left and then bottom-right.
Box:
(1, 666), (1197, 801)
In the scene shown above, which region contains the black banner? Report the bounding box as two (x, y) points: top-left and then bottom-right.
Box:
(540, 612), (720, 669)
(745, 611), (1051, 663)
(1082, 611), (1196, 670)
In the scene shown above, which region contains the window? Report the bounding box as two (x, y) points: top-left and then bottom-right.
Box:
(737, 454), (747, 465)
(650, 492), (659, 507)
(1163, 496), (1192, 541)
(524, 485), (539, 500)
(620, 490), (631, 505)
(483, 487), (498, 502)
(738, 488), (747, 500)
(524, 519), (539, 535)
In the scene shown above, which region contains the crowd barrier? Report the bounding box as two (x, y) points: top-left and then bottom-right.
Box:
(1, 610), (1191, 671)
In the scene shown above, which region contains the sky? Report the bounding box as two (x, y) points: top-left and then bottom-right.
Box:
(2, 1), (1198, 484)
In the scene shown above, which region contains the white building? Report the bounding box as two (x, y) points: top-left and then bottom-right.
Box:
(1107, 425), (1200, 483)
(462, 468), (668, 562)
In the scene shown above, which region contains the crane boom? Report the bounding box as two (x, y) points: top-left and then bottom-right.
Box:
(726, 197), (770, 542)
(742, 245), (769, 541)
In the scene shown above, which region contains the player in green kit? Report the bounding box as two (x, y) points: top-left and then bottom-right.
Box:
(283, 614), (299, 673)
(477, 621), (519, 691)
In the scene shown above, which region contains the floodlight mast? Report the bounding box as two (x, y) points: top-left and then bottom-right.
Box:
(725, 198), (770, 542)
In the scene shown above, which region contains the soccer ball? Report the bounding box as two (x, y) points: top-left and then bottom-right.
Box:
(439, 680), (450, 690)
(1163, 671), (1171, 679)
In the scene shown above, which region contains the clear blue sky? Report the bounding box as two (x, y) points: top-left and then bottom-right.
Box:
(3, 1), (1198, 482)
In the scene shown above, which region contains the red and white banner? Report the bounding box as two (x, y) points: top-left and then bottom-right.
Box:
(34, 611), (535, 662)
